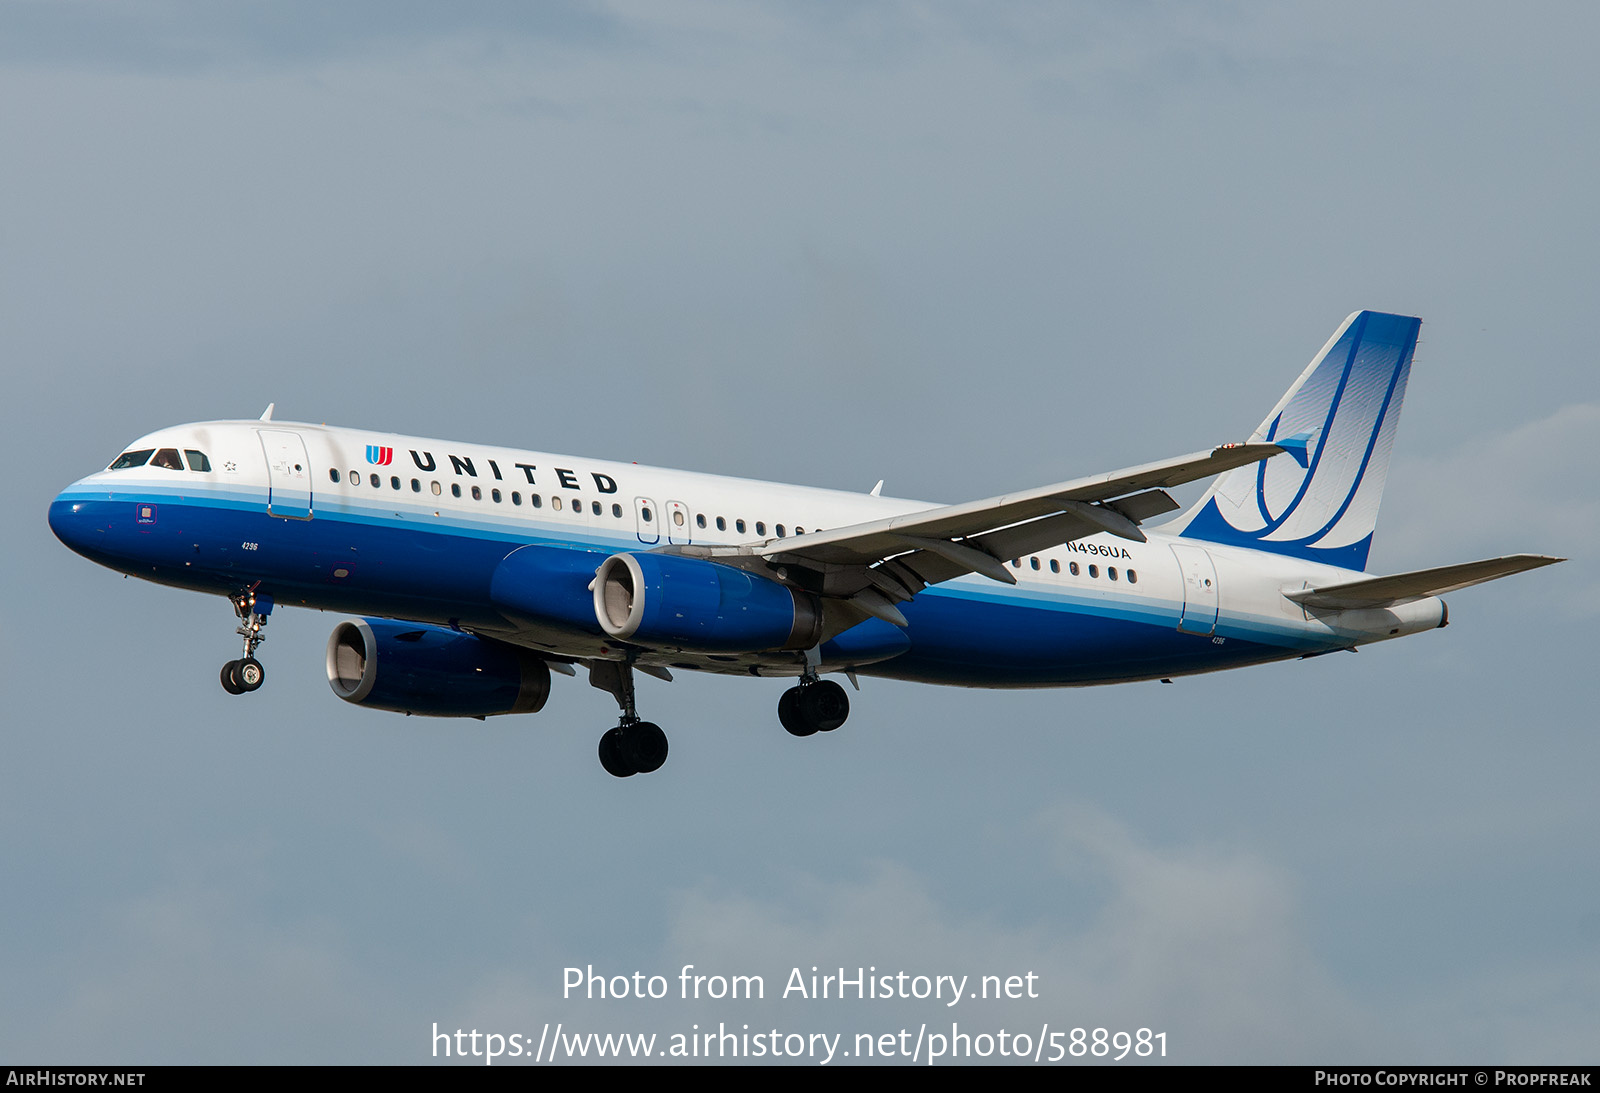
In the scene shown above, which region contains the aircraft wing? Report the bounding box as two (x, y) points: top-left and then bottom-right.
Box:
(683, 443), (1283, 625)
(1285, 554), (1564, 610)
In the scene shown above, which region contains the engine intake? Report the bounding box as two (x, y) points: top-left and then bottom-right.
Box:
(326, 619), (551, 718)
(593, 552), (822, 652)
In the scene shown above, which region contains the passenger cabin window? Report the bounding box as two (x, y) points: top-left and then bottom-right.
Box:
(755, 522), (766, 536)
(370, 473), (381, 488)
(150, 448), (183, 470)
(1030, 557), (1040, 570)
(1069, 562), (1080, 576)
(592, 501), (602, 516)
(184, 450), (211, 472)
(108, 449), (155, 470)
(1127, 569), (1138, 584)
(736, 519), (746, 534)
(1089, 564), (1099, 578)
(329, 469), (341, 483)
(696, 514), (707, 529)
(1050, 559), (1060, 573)
(612, 504), (622, 518)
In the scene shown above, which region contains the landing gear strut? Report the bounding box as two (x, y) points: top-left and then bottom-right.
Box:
(778, 671), (850, 737)
(590, 659), (669, 778)
(220, 589), (272, 695)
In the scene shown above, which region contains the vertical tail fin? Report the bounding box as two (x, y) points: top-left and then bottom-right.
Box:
(1166, 310), (1420, 571)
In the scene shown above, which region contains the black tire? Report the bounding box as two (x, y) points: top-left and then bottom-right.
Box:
(621, 721), (669, 774)
(220, 660), (245, 695)
(798, 679), (849, 732)
(598, 728), (635, 778)
(237, 657), (265, 692)
(778, 686), (816, 737)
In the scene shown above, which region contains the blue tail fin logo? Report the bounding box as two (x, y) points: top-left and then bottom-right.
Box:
(1169, 310), (1420, 572)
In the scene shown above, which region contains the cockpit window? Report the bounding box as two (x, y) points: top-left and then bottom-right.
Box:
(184, 450), (212, 472)
(150, 448), (184, 470)
(108, 449), (154, 470)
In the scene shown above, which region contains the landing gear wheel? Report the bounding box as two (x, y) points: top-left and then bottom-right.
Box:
(621, 721), (669, 773)
(778, 686), (816, 737)
(799, 679), (849, 732)
(224, 589), (272, 694)
(236, 657), (265, 692)
(598, 728), (636, 778)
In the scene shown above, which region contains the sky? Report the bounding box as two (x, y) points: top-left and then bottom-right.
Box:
(2, 0), (1596, 1065)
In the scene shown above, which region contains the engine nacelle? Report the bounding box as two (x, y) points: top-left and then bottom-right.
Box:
(489, 543), (613, 633)
(326, 619), (551, 718)
(593, 552), (823, 652)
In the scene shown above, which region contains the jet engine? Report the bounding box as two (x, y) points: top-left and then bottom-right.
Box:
(326, 618), (551, 717)
(592, 552), (823, 652)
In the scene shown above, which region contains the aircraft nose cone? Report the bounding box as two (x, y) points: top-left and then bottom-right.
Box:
(48, 494), (97, 557)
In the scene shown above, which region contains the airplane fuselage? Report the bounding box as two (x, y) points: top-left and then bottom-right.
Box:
(48, 418), (1444, 691)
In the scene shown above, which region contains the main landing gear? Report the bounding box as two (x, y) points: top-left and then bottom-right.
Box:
(590, 659), (669, 778)
(778, 675), (850, 737)
(219, 589), (272, 696)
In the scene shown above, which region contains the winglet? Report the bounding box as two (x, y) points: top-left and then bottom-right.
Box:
(1275, 431), (1315, 469)
(260, 403), (276, 422)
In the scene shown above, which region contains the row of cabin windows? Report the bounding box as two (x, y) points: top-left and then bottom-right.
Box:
(108, 447), (212, 472)
(331, 467), (623, 515)
(327, 468), (810, 537)
(1010, 555), (1138, 584)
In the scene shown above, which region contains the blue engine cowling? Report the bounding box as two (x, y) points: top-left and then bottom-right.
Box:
(593, 553), (823, 652)
(326, 619), (552, 718)
(489, 543), (613, 633)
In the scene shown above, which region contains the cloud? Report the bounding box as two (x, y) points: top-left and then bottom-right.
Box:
(1380, 403), (1598, 614)
(447, 802), (1385, 1062)
(13, 881), (387, 1063)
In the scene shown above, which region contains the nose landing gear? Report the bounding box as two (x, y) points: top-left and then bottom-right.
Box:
(220, 589), (272, 695)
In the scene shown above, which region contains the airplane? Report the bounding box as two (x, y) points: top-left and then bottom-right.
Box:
(48, 310), (1561, 777)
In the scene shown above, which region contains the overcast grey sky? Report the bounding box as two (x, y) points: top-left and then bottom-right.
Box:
(2, 1), (1595, 1064)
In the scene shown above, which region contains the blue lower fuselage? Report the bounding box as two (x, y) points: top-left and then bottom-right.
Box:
(49, 482), (1323, 689)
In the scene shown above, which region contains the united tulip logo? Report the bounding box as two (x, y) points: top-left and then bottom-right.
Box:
(366, 445), (393, 466)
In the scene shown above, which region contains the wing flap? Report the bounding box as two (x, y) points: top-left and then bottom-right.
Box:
(754, 444), (1280, 569)
(1286, 554), (1564, 610)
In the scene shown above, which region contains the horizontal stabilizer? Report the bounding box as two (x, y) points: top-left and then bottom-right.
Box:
(1285, 554), (1563, 610)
